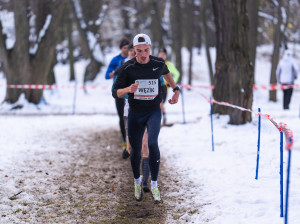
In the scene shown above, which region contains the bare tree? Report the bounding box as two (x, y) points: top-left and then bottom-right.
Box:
(65, 0), (75, 81)
(212, 0), (254, 124)
(132, 0), (151, 33)
(120, 0), (131, 39)
(70, 0), (108, 82)
(201, 0), (214, 86)
(170, 0), (183, 83)
(185, 0), (194, 85)
(247, 0), (259, 83)
(0, 0), (65, 104)
(269, 0), (283, 102)
(150, 0), (167, 53)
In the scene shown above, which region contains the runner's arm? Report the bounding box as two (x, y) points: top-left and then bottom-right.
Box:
(163, 73), (177, 90)
(116, 84), (138, 98)
(163, 73), (180, 104)
(105, 57), (118, 79)
(112, 64), (138, 98)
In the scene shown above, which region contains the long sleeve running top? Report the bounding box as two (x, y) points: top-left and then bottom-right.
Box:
(112, 55), (169, 112)
(105, 54), (128, 80)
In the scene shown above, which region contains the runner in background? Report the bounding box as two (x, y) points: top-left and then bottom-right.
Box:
(276, 49), (298, 110)
(121, 43), (134, 159)
(112, 33), (180, 202)
(158, 48), (180, 125)
(105, 38), (130, 151)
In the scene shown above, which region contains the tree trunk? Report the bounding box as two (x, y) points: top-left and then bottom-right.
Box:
(171, 0), (183, 83)
(149, 0), (166, 54)
(47, 60), (56, 85)
(186, 0), (194, 85)
(201, 0), (214, 86)
(0, 0), (65, 104)
(5, 0), (31, 103)
(70, 0), (103, 82)
(188, 47), (193, 85)
(269, 0), (283, 102)
(212, 0), (254, 124)
(66, 0), (75, 81)
(247, 0), (259, 83)
(30, 2), (65, 104)
(121, 0), (131, 39)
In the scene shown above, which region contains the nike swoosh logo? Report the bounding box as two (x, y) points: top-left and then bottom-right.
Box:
(153, 67), (159, 71)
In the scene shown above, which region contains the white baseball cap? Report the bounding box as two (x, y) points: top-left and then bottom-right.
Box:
(133, 33), (151, 47)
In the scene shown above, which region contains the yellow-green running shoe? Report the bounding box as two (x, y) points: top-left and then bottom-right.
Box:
(122, 141), (127, 151)
(151, 186), (161, 203)
(134, 183), (143, 201)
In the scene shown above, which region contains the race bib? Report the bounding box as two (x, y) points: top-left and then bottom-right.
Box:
(134, 79), (158, 100)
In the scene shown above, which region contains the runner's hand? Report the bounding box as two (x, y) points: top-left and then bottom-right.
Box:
(128, 83), (138, 93)
(168, 91), (179, 104)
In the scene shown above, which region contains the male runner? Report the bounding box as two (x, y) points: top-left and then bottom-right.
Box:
(112, 33), (180, 202)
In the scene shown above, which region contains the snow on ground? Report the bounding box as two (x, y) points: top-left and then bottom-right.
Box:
(0, 45), (300, 223)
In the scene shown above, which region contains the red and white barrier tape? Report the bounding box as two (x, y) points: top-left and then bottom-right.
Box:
(0, 83), (299, 91)
(199, 92), (294, 151)
(181, 84), (300, 90)
(181, 84), (215, 89)
(253, 84), (300, 90)
(0, 84), (108, 90)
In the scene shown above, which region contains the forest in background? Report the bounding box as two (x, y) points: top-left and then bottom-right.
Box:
(0, 0), (299, 124)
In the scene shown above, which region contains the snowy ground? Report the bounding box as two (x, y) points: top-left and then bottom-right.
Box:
(0, 45), (300, 223)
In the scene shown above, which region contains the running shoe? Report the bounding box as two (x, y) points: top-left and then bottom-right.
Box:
(142, 184), (150, 193)
(151, 186), (161, 203)
(122, 149), (130, 159)
(122, 141), (127, 151)
(134, 183), (143, 201)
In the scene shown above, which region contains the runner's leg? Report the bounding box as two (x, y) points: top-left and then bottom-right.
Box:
(146, 109), (162, 182)
(122, 116), (130, 159)
(161, 85), (167, 125)
(141, 129), (150, 191)
(128, 111), (146, 179)
(286, 88), (293, 109)
(115, 98), (126, 142)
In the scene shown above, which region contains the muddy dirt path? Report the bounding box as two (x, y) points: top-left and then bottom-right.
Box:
(1, 127), (204, 223)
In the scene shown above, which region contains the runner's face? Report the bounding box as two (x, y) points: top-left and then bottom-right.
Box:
(158, 52), (167, 61)
(134, 44), (151, 64)
(121, 45), (129, 57)
(128, 48), (135, 59)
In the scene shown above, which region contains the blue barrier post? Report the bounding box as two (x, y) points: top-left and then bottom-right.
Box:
(210, 97), (214, 152)
(285, 149), (292, 224)
(180, 87), (186, 124)
(255, 108), (261, 180)
(280, 131), (284, 217)
(72, 81), (78, 115)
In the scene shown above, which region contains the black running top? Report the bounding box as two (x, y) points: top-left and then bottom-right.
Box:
(113, 55), (169, 112)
